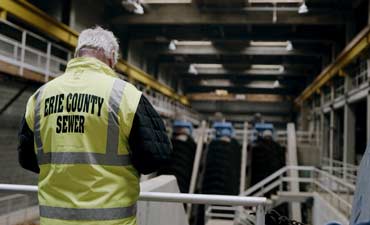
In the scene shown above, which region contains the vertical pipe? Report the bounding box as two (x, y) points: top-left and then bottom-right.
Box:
(239, 122), (249, 195)
(329, 84), (335, 174)
(45, 42), (51, 82)
(320, 92), (325, 165)
(19, 30), (27, 76)
(187, 120), (207, 218)
(344, 74), (356, 181)
(286, 123), (302, 221)
(256, 205), (265, 225)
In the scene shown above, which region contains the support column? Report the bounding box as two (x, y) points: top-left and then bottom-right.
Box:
(287, 123), (302, 222)
(343, 75), (355, 180)
(320, 92), (325, 164)
(329, 84), (335, 174)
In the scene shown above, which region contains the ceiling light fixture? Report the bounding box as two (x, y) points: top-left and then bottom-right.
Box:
(298, 1), (308, 14)
(235, 94), (246, 100)
(192, 64), (223, 69)
(286, 41), (293, 51)
(188, 64), (198, 75)
(250, 41), (293, 51)
(251, 64), (285, 71)
(168, 40), (177, 51)
(246, 81), (281, 89)
(249, 0), (303, 3)
(215, 89), (229, 96)
(122, 0), (144, 14)
(250, 41), (288, 47)
(175, 41), (212, 46)
(142, 0), (192, 3)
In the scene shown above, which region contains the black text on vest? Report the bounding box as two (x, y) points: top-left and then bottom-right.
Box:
(43, 93), (105, 134)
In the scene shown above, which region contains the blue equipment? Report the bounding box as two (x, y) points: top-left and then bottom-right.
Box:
(212, 122), (234, 139)
(253, 123), (275, 140)
(173, 120), (193, 135)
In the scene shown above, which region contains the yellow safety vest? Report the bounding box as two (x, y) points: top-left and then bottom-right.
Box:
(25, 57), (142, 225)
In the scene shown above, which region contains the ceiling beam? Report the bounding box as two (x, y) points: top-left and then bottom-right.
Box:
(184, 85), (299, 94)
(126, 26), (341, 43)
(187, 93), (289, 102)
(112, 4), (349, 25)
(181, 73), (308, 81)
(156, 45), (327, 57)
(191, 100), (292, 115)
(158, 55), (323, 66)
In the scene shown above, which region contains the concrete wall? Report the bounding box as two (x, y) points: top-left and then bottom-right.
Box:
(0, 81), (38, 186)
(138, 175), (189, 225)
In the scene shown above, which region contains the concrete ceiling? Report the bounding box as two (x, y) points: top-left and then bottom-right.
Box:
(107, 0), (365, 121)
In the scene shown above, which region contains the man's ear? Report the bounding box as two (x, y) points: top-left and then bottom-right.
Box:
(110, 50), (115, 68)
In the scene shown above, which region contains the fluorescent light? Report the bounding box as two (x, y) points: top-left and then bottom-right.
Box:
(175, 41), (212, 46)
(286, 41), (293, 51)
(193, 64), (223, 69)
(298, 1), (308, 14)
(215, 89), (228, 96)
(134, 4), (144, 14)
(168, 40), (177, 50)
(250, 41), (293, 51)
(202, 80), (231, 86)
(142, 0), (192, 3)
(251, 64), (284, 71)
(122, 0), (144, 14)
(235, 94), (246, 100)
(188, 64), (198, 75)
(249, 0), (303, 3)
(246, 81), (282, 89)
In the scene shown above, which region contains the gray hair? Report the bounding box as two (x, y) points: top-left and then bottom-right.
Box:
(75, 26), (119, 66)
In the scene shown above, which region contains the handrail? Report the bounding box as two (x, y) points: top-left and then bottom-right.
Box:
(0, 183), (267, 225)
(244, 166), (288, 196)
(187, 121), (207, 217)
(0, 184), (268, 206)
(242, 165), (355, 218)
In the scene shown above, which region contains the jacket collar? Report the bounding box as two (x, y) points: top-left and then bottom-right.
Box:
(66, 57), (117, 78)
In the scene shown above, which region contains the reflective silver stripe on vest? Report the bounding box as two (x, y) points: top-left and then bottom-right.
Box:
(34, 86), (46, 164)
(38, 152), (131, 166)
(35, 79), (129, 166)
(106, 79), (126, 157)
(40, 204), (137, 220)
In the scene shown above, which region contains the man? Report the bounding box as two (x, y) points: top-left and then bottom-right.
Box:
(17, 26), (172, 225)
(350, 144), (370, 225)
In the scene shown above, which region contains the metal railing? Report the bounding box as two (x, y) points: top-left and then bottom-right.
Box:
(0, 184), (268, 225)
(335, 84), (345, 99)
(0, 19), (199, 124)
(243, 165), (355, 218)
(295, 130), (320, 146)
(350, 61), (368, 90)
(321, 157), (358, 184)
(0, 20), (70, 80)
(324, 92), (332, 104)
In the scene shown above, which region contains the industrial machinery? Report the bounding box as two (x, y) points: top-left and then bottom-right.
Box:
(159, 121), (197, 193)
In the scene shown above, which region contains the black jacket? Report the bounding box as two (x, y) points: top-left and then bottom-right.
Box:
(18, 95), (172, 175)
